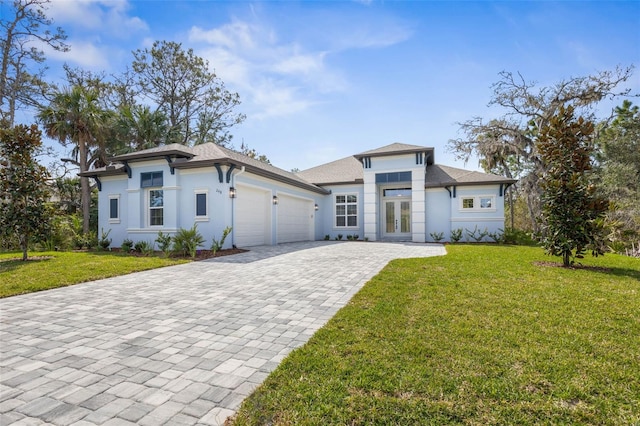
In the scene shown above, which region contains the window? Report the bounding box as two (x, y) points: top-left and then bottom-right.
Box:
(335, 194), (357, 227)
(460, 195), (495, 212)
(108, 195), (120, 223)
(149, 189), (164, 226)
(195, 191), (208, 220)
(141, 171), (163, 188)
(480, 197), (493, 209)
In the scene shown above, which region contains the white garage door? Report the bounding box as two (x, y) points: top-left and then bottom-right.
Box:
(235, 185), (270, 247)
(277, 194), (313, 243)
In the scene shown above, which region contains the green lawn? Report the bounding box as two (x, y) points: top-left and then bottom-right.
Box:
(0, 251), (188, 298)
(231, 245), (640, 425)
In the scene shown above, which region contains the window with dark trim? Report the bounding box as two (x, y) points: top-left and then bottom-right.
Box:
(195, 192), (207, 218)
(108, 195), (119, 223)
(141, 171), (163, 188)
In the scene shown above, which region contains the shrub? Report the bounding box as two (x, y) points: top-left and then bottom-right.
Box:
(466, 225), (489, 243)
(134, 241), (155, 256)
(211, 226), (232, 254)
(487, 229), (504, 243)
(173, 224), (205, 258)
(155, 231), (173, 257)
(337, 234), (343, 241)
(98, 228), (112, 250)
(121, 238), (134, 252)
(429, 231), (444, 242)
(502, 228), (537, 246)
(324, 235), (330, 240)
(450, 228), (463, 243)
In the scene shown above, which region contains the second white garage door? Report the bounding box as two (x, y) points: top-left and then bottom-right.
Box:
(235, 185), (271, 247)
(277, 194), (313, 243)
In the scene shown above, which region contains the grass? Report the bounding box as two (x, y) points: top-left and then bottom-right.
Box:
(0, 250), (189, 298)
(231, 245), (640, 425)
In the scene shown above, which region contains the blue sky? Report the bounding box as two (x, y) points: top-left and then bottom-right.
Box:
(23, 1), (640, 171)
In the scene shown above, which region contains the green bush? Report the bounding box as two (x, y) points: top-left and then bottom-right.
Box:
(155, 231), (173, 257)
(98, 228), (111, 250)
(450, 228), (463, 243)
(121, 239), (134, 252)
(429, 231), (444, 242)
(211, 226), (232, 254)
(503, 228), (537, 246)
(133, 241), (154, 256)
(173, 224), (205, 258)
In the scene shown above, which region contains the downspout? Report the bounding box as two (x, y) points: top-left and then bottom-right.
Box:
(230, 166), (246, 248)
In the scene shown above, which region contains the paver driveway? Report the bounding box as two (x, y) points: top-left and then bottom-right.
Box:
(0, 241), (445, 425)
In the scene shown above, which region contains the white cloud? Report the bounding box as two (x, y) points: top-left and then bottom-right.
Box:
(42, 38), (110, 70)
(189, 18), (351, 120)
(189, 21), (257, 50)
(47, 0), (148, 37)
(272, 51), (326, 75)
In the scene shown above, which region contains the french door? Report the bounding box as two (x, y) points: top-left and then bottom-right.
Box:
(383, 199), (411, 238)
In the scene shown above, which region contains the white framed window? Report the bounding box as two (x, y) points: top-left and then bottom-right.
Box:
(460, 195), (496, 212)
(195, 190), (208, 221)
(108, 195), (120, 224)
(148, 189), (164, 226)
(335, 194), (358, 228)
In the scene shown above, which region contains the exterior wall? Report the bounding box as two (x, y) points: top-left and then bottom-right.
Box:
(361, 153), (426, 242)
(177, 167), (233, 249)
(449, 185), (506, 241)
(424, 188), (451, 242)
(99, 175), (129, 247)
(316, 184), (364, 241)
(98, 161), (236, 249)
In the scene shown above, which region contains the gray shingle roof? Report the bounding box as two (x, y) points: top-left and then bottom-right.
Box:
(355, 142), (434, 158)
(295, 156), (364, 185)
(81, 142), (515, 191)
(425, 164), (516, 187)
(81, 143), (329, 195)
(110, 143), (196, 161)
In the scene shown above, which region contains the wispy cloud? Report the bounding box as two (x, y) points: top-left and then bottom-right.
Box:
(43, 0), (147, 71)
(189, 19), (343, 119)
(188, 9), (411, 120)
(48, 0), (148, 36)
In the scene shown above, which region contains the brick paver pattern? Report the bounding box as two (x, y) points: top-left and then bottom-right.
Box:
(0, 241), (445, 425)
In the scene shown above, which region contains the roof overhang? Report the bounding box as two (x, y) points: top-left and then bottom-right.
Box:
(355, 147), (435, 165)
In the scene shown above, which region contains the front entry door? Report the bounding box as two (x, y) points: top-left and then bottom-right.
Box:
(384, 199), (411, 238)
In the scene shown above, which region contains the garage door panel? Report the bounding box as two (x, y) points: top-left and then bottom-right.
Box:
(235, 185), (270, 247)
(277, 195), (313, 243)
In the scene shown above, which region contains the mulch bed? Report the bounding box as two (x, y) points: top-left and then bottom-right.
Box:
(192, 248), (248, 260)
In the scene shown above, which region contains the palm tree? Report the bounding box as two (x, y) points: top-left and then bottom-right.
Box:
(38, 85), (112, 234)
(114, 104), (168, 154)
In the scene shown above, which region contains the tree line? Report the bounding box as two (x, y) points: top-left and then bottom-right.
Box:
(448, 68), (639, 264)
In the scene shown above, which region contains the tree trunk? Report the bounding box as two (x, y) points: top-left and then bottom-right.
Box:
(79, 136), (90, 234)
(20, 234), (28, 261)
(563, 251), (570, 267)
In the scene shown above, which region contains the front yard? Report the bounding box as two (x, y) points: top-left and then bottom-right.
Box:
(0, 251), (188, 298)
(231, 245), (640, 425)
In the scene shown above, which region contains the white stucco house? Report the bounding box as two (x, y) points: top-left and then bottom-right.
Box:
(81, 142), (515, 249)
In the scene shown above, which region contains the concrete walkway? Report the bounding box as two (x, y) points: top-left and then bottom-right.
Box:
(0, 241), (445, 425)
